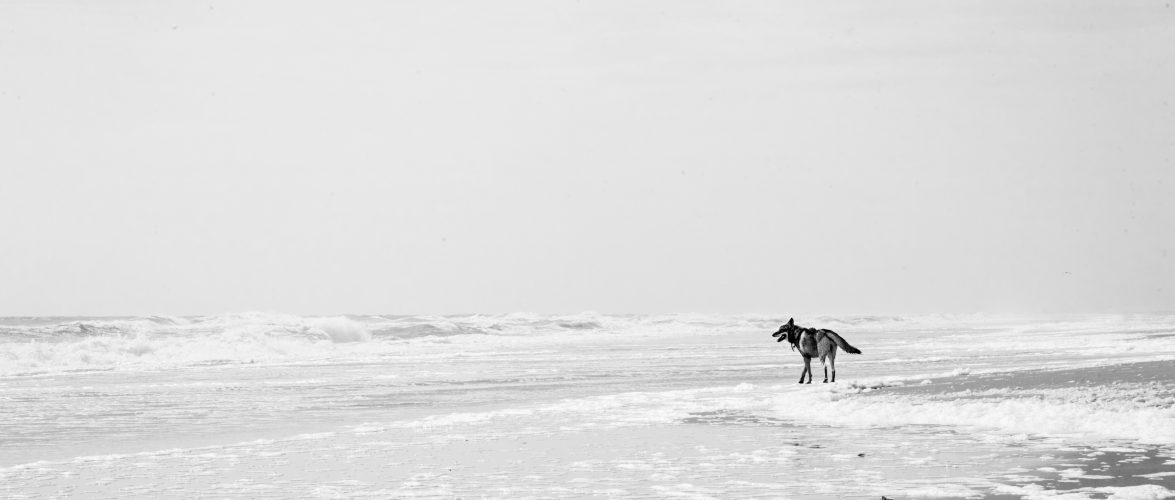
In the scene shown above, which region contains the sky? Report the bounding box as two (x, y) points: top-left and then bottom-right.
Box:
(1, 1), (1172, 316)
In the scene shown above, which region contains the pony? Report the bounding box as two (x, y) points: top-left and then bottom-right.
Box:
(771, 318), (862, 383)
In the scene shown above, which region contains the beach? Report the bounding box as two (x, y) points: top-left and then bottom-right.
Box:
(2, 313), (1174, 499)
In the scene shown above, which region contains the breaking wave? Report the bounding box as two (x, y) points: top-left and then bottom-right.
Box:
(0, 311), (776, 376)
(3, 312), (1166, 377)
(314, 317), (370, 343)
(0, 313), (380, 376)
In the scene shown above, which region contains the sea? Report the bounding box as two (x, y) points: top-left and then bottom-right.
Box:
(2, 312), (1174, 499)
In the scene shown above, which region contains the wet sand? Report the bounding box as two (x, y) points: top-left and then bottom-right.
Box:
(868, 359), (1175, 498)
(880, 359), (1175, 396)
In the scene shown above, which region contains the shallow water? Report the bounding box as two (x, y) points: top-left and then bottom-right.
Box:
(2, 313), (1174, 498)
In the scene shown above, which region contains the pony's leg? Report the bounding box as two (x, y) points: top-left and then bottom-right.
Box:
(828, 348), (838, 383)
(804, 357), (813, 384)
(798, 357), (809, 384)
(822, 359), (828, 383)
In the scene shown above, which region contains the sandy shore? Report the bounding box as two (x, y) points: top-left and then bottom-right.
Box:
(4, 314), (1175, 498)
(868, 359), (1175, 498)
(882, 359), (1175, 396)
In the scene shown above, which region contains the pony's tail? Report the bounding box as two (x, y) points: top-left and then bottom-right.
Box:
(825, 330), (862, 354)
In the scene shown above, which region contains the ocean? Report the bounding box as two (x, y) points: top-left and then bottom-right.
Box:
(2, 313), (1174, 499)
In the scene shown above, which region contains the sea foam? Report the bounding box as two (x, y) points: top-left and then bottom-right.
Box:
(312, 317), (370, 343)
(0, 312), (383, 376)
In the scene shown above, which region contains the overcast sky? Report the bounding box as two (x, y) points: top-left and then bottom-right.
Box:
(1, 1), (1172, 316)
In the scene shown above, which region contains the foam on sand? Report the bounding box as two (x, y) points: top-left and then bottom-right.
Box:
(993, 483), (1175, 499)
(765, 386), (1175, 445)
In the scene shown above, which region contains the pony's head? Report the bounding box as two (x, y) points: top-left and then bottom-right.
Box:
(772, 318), (799, 347)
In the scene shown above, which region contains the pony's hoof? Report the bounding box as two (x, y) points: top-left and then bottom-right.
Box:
(822, 379), (828, 383)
